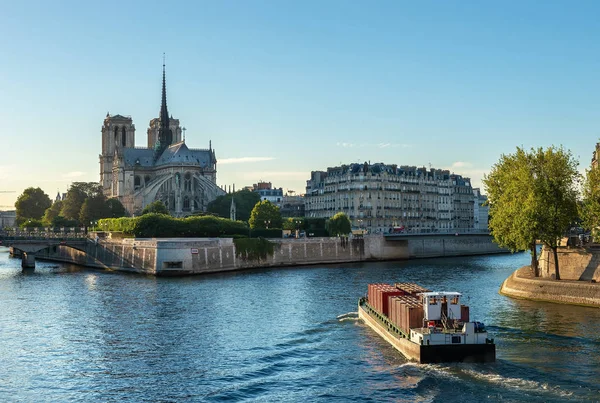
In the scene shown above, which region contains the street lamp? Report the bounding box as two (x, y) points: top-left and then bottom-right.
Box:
(264, 220), (271, 229)
(295, 220), (301, 238)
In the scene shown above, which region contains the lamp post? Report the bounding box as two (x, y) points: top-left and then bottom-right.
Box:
(264, 220), (271, 229)
(295, 220), (301, 238)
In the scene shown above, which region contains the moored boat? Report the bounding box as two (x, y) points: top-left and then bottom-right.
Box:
(358, 282), (495, 363)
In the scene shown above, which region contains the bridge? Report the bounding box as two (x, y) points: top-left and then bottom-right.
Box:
(0, 232), (89, 270)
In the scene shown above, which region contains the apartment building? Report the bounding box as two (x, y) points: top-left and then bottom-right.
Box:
(473, 188), (489, 231)
(305, 162), (474, 234)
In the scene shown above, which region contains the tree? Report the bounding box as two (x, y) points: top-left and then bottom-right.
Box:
(484, 148), (541, 274)
(248, 200), (283, 229)
(15, 187), (52, 224)
(105, 198), (127, 218)
(531, 146), (580, 280)
(581, 164), (600, 241)
(61, 182), (103, 223)
(80, 195), (109, 225)
(484, 146), (580, 279)
(282, 217), (304, 231)
(43, 200), (63, 226)
(19, 218), (44, 229)
(141, 200), (169, 215)
(327, 212), (352, 236)
(207, 190), (260, 222)
(51, 215), (79, 228)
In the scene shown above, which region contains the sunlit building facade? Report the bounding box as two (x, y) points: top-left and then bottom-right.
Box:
(305, 162), (474, 234)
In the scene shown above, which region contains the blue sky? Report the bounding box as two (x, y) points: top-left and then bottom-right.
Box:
(2, 1), (600, 208)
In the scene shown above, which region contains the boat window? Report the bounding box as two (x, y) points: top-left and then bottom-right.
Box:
(451, 296), (459, 305)
(430, 297), (437, 305)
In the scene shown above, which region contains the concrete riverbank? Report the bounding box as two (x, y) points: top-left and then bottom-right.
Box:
(500, 266), (600, 307)
(33, 233), (507, 275)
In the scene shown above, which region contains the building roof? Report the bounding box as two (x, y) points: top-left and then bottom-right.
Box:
(122, 148), (155, 167)
(107, 114), (132, 121)
(155, 142), (212, 167)
(420, 292), (462, 297)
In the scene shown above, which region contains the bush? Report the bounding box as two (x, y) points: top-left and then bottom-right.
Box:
(98, 214), (250, 238)
(98, 216), (139, 234)
(250, 228), (283, 238)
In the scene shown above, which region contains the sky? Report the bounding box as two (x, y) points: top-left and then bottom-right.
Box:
(2, 1), (600, 208)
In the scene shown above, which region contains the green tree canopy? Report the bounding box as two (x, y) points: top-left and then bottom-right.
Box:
(15, 187), (52, 224)
(51, 215), (79, 228)
(43, 200), (63, 227)
(282, 217), (304, 231)
(531, 146), (580, 280)
(61, 182), (103, 224)
(19, 218), (44, 229)
(327, 212), (352, 236)
(207, 190), (260, 222)
(105, 198), (127, 218)
(484, 146), (580, 279)
(141, 200), (169, 215)
(80, 195), (110, 225)
(581, 164), (600, 240)
(248, 200), (283, 229)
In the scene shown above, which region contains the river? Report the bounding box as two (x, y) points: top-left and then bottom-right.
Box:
(0, 248), (599, 402)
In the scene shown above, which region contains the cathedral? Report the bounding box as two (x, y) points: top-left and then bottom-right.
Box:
(99, 63), (225, 216)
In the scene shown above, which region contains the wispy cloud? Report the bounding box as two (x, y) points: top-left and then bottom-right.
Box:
(219, 157), (276, 164)
(451, 161), (473, 168)
(61, 171), (86, 178)
(0, 165), (17, 181)
(445, 162), (487, 189)
(336, 142), (411, 149)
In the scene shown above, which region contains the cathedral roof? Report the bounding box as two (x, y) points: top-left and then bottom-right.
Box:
(109, 114), (132, 121)
(122, 148), (155, 167)
(155, 142), (212, 167)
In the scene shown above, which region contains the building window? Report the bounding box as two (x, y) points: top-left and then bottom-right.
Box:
(114, 126), (119, 147)
(122, 126), (127, 147)
(144, 175), (151, 185)
(134, 176), (141, 190)
(183, 196), (190, 210)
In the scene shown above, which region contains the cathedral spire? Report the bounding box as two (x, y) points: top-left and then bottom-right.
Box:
(156, 54), (172, 159)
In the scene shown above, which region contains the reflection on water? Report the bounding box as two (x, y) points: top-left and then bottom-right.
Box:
(0, 248), (599, 401)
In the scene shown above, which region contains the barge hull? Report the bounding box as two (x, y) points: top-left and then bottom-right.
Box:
(420, 343), (495, 363)
(358, 301), (495, 363)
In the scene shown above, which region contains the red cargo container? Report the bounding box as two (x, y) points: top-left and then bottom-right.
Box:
(382, 290), (403, 318)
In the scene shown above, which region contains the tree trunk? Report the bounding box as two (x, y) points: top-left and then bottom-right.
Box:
(552, 246), (560, 280)
(530, 242), (539, 277)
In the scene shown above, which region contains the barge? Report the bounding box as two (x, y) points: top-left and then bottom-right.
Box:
(358, 282), (495, 363)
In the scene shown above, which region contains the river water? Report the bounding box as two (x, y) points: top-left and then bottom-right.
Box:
(1, 248), (599, 402)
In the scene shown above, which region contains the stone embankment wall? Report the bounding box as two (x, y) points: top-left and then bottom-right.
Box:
(405, 235), (502, 258)
(500, 266), (600, 307)
(538, 245), (600, 281)
(35, 234), (505, 275)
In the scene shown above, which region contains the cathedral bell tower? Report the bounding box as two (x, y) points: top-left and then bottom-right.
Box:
(99, 114), (135, 195)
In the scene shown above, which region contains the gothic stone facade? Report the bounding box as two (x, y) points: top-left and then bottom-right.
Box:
(99, 66), (224, 216)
